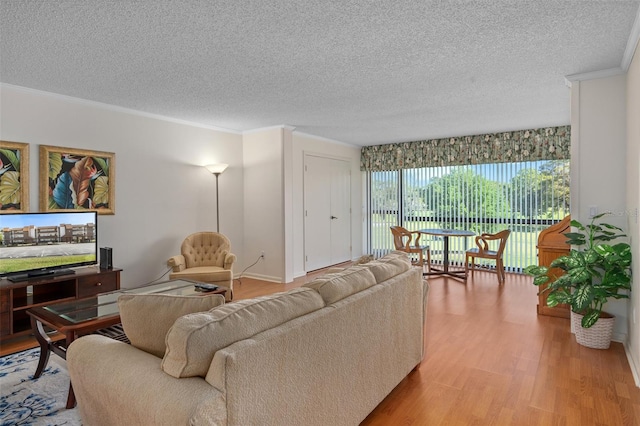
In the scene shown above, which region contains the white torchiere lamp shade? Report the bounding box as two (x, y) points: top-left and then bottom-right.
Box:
(205, 163), (228, 175)
(205, 163), (228, 232)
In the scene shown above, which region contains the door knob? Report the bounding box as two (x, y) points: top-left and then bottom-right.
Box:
(331, 216), (338, 219)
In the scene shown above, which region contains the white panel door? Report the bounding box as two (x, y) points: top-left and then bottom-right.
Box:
(304, 155), (351, 271)
(304, 155), (332, 271)
(329, 159), (352, 264)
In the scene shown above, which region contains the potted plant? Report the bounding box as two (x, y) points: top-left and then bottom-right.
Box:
(524, 213), (632, 349)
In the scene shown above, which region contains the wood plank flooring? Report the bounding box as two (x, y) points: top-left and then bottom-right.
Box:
(3, 265), (639, 425)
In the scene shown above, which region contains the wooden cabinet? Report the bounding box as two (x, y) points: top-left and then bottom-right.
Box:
(0, 267), (121, 340)
(536, 216), (570, 318)
(76, 272), (119, 298)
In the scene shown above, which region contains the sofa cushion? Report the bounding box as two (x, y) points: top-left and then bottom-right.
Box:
(118, 293), (225, 358)
(162, 287), (325, 378)
(364, 253), (411, 283)
(304, 266), (376, 305)
(386, 250), (412, 259)
(353, 254), (374, 265)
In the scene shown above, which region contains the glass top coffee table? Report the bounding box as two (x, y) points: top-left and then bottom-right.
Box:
(26, 279), (228, 409)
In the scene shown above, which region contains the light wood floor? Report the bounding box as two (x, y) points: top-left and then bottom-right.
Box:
(3, 266), (640, 425)
(233, 267), (640, 426)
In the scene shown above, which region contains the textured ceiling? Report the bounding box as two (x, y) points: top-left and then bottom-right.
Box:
(1, 1), (639, 146)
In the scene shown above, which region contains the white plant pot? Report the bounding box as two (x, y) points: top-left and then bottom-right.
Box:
(570, 310), (615, 349)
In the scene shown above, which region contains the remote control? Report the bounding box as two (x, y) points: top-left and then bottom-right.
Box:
(195, 283), (219, 292)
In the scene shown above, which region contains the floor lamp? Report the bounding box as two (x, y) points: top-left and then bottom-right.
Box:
(205, 163), (228, 232)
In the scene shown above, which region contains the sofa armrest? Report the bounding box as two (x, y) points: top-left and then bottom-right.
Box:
(167, 255), (186, 272)
(118, 292), (225, 358)
(421, 277), (430, 361)
(67, 335), (227, 425)
(223, 252), (236, 270)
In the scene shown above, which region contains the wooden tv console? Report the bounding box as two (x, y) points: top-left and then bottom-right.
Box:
(0, 266), (121, 341)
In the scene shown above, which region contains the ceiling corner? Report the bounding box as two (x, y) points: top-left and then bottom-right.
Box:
(621, 5), (640, 71)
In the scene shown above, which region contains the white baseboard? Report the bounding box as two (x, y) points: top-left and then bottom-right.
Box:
(623, 340), (640, 387)
(612, 332), (627, 343)
(240, 272), (283, 283)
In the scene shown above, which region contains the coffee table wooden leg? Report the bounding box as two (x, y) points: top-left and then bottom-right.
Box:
(30, 316), (51, 379)
(31, 315), (78, 409)
(66, 383), (76, 409)
(65, 332), (77, 409)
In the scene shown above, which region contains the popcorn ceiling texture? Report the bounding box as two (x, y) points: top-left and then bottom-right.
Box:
(1, 1), (638, 145)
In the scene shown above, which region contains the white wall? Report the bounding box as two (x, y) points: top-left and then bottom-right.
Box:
(0, 87), (362, 287)
(291, 132), (363, 278)
(240, 128), (362, 283)
(242, 127), (285, 282)
(626, 43), (640, 381)
(0, 85), (245, 288)
(570, 74), (629, 340)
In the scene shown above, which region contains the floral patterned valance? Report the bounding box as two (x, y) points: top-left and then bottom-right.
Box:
(360, 125), (570, 171)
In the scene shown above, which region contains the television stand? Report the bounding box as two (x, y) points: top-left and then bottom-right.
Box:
(0, 266), (122, 341)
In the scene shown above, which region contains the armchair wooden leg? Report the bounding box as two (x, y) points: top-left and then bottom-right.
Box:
(466, 255), (475, 277)
(410, 251), (424, 269)
(497, 259), (505, 285)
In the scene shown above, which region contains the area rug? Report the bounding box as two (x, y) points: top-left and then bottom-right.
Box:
(0, 348), (81, 426)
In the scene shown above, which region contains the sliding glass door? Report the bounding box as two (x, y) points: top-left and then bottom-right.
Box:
(365, 159), (570, 273)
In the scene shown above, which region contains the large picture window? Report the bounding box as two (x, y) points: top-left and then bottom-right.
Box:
(365, 161), (570, 273)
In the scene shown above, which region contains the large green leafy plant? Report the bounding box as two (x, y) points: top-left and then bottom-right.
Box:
(524, 213), (632, 328)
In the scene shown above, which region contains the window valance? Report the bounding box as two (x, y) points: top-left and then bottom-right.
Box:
(360, 125), (570, 171)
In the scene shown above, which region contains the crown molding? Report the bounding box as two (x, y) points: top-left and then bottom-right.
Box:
(292, 130), (359, 148)
(0, 83), (242, 134)
(564, 67), (626, 87)
(242, 124), (296, 135)
(565, 7), (640, 87)
(243, 126), (358, 148)
(621, 6), (640, 71)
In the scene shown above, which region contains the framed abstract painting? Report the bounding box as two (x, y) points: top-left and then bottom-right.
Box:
(39, 145), (116, 215)
(0, 140), (30, 213)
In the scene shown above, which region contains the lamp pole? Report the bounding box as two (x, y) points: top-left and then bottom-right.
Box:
(205, 163), (228, 233)
(214, 172), (221, 232)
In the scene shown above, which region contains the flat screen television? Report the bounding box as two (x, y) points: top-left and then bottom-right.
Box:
(0, 211), (98, 282)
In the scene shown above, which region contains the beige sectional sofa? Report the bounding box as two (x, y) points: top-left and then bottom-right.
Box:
(67, 251), (428, 426)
